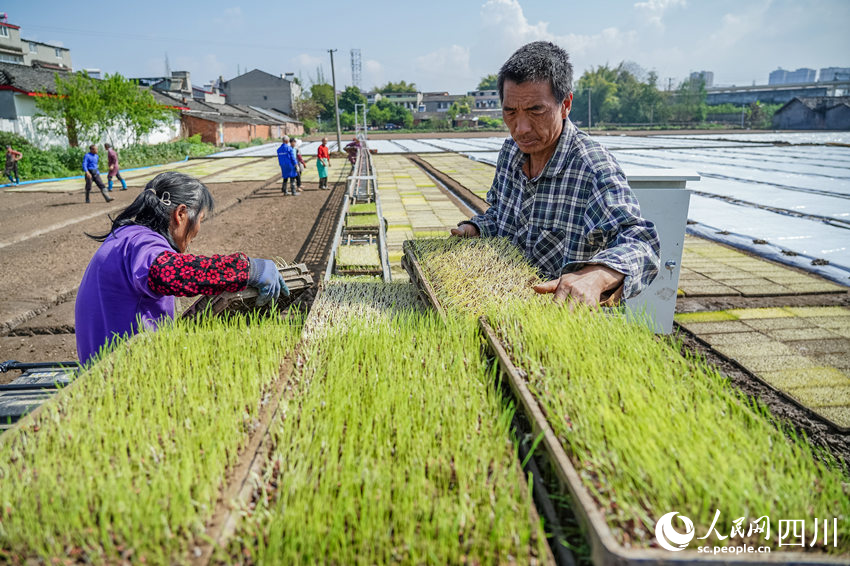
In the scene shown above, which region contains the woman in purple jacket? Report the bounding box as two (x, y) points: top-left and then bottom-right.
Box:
(75, 171), (288, 365)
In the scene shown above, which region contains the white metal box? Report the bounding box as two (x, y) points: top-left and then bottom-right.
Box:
(623, 169), (699, 333)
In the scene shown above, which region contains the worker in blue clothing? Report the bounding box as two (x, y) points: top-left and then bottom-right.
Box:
(83, 145), (114, 203)
(276, 135), (299, 196)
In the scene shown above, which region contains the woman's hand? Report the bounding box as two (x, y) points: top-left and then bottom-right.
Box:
(248, 259), (290, 306)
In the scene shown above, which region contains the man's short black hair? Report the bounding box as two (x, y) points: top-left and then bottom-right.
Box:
(497, 41), (574, 103)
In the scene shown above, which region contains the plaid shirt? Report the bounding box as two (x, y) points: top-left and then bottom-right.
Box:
(467, 120), (659, 298)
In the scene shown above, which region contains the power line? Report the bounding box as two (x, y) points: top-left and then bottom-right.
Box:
(23, 24), (328, 53)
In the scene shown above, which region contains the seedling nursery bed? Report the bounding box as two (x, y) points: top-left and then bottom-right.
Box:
(402, 237), (850, 565)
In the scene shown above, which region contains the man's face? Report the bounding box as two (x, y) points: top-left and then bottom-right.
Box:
(502, 79), (572, 156)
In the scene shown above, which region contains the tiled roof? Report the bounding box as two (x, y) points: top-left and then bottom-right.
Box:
(0, 61), (72, 94)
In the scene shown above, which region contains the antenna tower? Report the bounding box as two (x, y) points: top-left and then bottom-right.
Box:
(350, 48), (362, 91)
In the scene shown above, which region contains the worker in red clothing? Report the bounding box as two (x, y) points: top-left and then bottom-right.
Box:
(316, 137), (331, 189)
(104, 143), (127, 191)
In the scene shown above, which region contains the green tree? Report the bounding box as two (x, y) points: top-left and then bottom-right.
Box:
(36, 72), (104, 147)
(338, 86), (366, 114)
(572, 65), (619, 126)
(310, 83), (335, 120)
(36, 72), (173, 147)
(448, 96), (473, 121)
(293, 97), (322, 122)
(376, 80), (417, 93)
(339, 111), (355, 129)
(570, 63), (667, 126)
(477, 74), (498, 90)
(100, 73), (174, 145)
(669, 77), (707, 123)
(367, 98), (412, 128)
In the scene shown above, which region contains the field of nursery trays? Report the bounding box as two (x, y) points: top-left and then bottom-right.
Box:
(1, 134), (848, 565)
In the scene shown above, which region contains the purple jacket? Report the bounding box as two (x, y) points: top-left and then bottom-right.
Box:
(75, 225), (175, 364)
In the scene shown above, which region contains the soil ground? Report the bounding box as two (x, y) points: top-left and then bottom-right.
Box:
(0, 165), (345, 383)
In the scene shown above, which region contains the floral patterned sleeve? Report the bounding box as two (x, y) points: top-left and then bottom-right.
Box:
(147, 250), (250, 297)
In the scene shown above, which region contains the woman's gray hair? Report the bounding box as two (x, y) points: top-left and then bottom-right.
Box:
(497, 41), (574, 103)
(88, 171), (214, 248)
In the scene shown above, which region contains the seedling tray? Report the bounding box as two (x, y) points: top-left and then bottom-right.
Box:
(478, 317), (847, 566)
(0, 390), (53, 430)
(181, 263), (313, 319)
(401, 240), (447, 320)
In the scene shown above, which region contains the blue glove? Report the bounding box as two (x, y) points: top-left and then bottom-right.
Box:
(248, 258), (290, 307)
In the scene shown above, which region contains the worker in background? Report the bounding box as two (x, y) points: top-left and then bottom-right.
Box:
(277, 135), (299, 196)
(317, 137), (331, 190)
(451, 41), (660, 307)
(83, 145), (114, 203)
(344, 136), (360, 169)
(75, 171), (288, 365)
(290, 137), (306, 193)
(4, 145), (21, 185)
(104, 143), (127, 191)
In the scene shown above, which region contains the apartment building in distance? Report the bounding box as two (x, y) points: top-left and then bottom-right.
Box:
(0, 14), (72, 71)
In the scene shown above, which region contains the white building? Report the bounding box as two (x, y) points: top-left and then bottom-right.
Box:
(0, 17), (72, 71)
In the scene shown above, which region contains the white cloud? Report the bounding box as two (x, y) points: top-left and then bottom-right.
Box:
(480, 0), (557, 47)
(415, 45), (471, 87)
(363, 59), (384, 91)
(293, 53), (325, 68)
(213, 6), (243, 26)
(634, 0), (686, 29)
(470, 0), (637, 85)
(173, 54), (227, 84)
(707, 5), (768, 47)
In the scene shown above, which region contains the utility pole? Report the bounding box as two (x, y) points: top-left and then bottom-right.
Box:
(586, 87), (592, 132)
(329, 49), (342, 152)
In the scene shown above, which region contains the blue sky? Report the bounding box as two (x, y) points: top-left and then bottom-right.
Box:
(8, 0), (849, 93)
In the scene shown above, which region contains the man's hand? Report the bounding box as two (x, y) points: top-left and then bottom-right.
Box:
(450, 223), (480, 238)
(533, 264), (625, 307)
(85, 172), (91, 180)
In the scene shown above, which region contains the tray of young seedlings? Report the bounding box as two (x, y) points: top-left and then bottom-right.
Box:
(181, 261), (313, 319)
(343, 212), (381, 234)
(333, 243), (383, 277)
(407, 237), (850, 566)
(217, 279), (556, 565)
(0, 310), (303, 564)
(401, 239), (448, 321)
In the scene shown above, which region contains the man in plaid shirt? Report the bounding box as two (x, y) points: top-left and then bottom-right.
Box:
(452, 41), (659, 306)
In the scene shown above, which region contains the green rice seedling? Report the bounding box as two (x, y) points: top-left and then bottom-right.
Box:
(231, 294), (549, 564)
(345, 213), (380, 227)
(335, 244), (381, 270)
(409, 237), (543, 317)
(348, 202), (377, 214)
(304, 279), (420, 339)
(0, 312), (302, 563)
(491, 301), (850, 553)
(412, 236), (850, 554)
